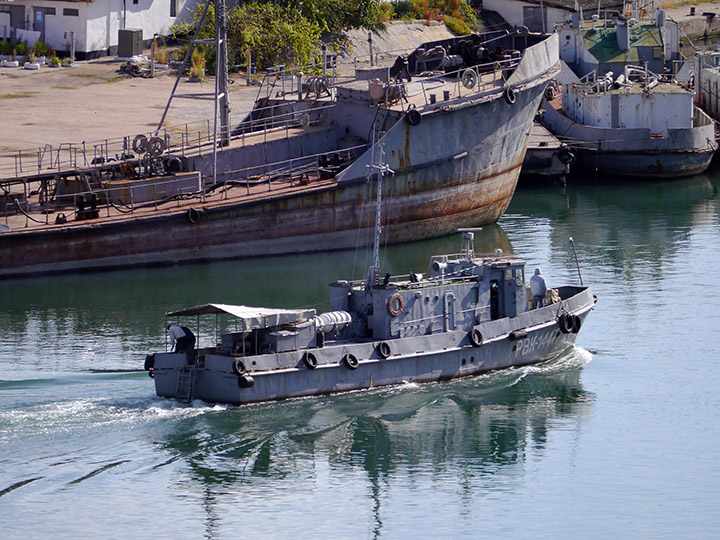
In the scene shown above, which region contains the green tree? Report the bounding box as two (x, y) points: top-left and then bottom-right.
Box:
(228, 2), (321, 70)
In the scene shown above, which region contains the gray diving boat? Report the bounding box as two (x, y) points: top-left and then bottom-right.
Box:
(146, 161), (595, 404)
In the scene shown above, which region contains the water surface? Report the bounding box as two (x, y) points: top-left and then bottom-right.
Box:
(2, 163), (720, 538)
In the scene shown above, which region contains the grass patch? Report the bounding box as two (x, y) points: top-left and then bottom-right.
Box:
(52, 85), (76, 90)
(0, 91), (39, 99)
(69, 73), (101, 78)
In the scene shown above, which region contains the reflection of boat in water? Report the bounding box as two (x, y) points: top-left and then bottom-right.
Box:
(146, 181), (595, 404)
(157, 351), (594, 487)
(0, 18), (559, 278)
(542, 6), (717, 178)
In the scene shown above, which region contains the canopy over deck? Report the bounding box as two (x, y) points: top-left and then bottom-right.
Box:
(166, 303), (316, 331)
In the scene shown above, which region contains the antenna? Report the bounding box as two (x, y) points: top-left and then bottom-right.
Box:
(569, 237), (584, 286)
(366, 136), (394, 289)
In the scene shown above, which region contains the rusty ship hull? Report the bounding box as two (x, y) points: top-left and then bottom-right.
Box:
(0, 33), (559, 278)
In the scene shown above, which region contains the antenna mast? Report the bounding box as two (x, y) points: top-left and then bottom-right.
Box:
(366, 141), (394, 289)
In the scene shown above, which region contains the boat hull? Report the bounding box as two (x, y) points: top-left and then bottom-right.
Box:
(152, 287), (594, 405)
(542, 99), (717, 179)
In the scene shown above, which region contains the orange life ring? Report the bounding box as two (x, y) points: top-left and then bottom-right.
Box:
(387, 293), (405, 317)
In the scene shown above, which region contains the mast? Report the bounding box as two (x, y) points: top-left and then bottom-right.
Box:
(366, 141), (394, 289)
(215, 0), (230, 147)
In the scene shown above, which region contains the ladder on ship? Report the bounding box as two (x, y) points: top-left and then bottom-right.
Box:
(175, 366), (194, 403)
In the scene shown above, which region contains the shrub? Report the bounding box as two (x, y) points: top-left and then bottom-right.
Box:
(14, 41), (28, 55)
(445, 15), (471, 35)
(0, 40), (11, 55)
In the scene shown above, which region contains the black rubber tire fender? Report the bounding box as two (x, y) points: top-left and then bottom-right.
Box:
(343, 353), (359, 370)
(559, 313), (574, 334)
(572, 314), (582, 333)
(232, 359), (247, 376)
(504, 87), (516, 105)
(303, 352), (318, 370)
(469, 329), (483, 347)
(406, 108), (421, 126)
(187, 207), (200, 224)
(377, 342), (391, 359)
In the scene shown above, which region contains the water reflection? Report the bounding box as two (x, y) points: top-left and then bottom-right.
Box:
(156, 351), (593, 534)
(508, 168), (720, 284)
(0, 225), (514, 374)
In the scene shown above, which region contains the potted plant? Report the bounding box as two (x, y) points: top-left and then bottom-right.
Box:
(32, 40), (50, 64)
(48, 55), (61, 68)
(189, 48), (205, 82)
(13, 41), (28, 63)
(3, 47), (19, 68)
(0, 40), (11, 62)
(25, 52), (40, 70)
(62, 57), (74, 67)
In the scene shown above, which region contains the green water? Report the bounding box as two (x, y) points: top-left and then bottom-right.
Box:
(2, 162), (720, 538)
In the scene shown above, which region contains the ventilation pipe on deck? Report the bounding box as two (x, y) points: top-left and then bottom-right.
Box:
(617, 19), (630, 51)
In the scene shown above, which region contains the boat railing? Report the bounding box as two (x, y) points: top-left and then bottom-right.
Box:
(0, 94), (338, 185)
(1, 143), (369, 230)
(410, 56), (520, 107)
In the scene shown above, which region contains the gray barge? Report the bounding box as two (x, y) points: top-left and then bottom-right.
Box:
(146, 231), (595, 405)
(541, 6), (716, 178)
(0, 30), (559, 278)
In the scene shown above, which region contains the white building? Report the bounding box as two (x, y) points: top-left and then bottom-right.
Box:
(0, 0), (195, 58)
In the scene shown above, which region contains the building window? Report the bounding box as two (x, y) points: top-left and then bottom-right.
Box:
(133, 0), (138, 4)
(45, 8), (56, 15)
(170, 0), (177, 17)
(63, 8), (79, 17)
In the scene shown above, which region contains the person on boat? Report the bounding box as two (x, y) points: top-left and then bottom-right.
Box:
(529, 268), (548, 309)
(168, 325), (196, 357)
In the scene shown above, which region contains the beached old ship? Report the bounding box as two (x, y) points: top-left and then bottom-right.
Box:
(0, 25), (559, 278)
(541, 6), (716, 178)
(145, 224), (595, 405)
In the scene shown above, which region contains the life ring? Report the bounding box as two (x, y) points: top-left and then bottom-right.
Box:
(387, 293), (405, 317)
(299, 113), (310, 129)
(187, 207), (200, 224)
(377, 342), (391, 359)
(148, 136), (165, 157)
(238, 374), (255, 388)
(504, 87), (516, 105)
(232, 359), (247, 376)
(303, 352), (318, 370)
(469, 329), (483, 347)
(406, 108), (421, 126)
(132, 134), (149, 154)
(343, 353), (359, 370)
(461, 68), (478, 89)
(572, 314), (582, 333)
(558, 313), (574, 334)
